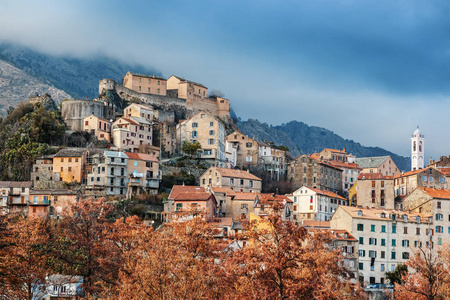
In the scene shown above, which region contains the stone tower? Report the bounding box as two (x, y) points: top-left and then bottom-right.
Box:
(411, 127), (424, 171)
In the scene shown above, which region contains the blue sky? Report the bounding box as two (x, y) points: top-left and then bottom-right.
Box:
(1, 0), (450, 159)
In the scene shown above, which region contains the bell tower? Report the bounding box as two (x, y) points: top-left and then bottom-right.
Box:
(411, 127), (424, 171)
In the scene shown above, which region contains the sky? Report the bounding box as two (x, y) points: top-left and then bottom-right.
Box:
(1, 0), (450, 159)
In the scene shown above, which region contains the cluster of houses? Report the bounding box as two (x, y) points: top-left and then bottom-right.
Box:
(6, 69), (450, 289)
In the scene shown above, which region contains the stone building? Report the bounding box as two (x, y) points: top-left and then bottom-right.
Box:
(287, 154), (343, 194)
(200, 167), (262, 193)
(0, 181), (32, 214)
(31, 155), (63, 189)
(226, 131), (259, 168)
(123, 103), (155, 121)
(61, 99), (107, 131)
(167, 75), (208, 108)
(394, 167), (446, 199)
(176, 111), (226, 162)
(87, 151), (128, 196)
(122, 72), (167, 96)
(290, 186), (348, 222)
(330, 206), (433, 286)
(29, 189), (81, 218)
(355, 156), (401, 176)
(356, 173), (395, 209)
(165, 185), (206, 213)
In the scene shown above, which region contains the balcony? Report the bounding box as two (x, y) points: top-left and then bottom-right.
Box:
(130, 172), (144, 178)
(29, 200), (50, 206)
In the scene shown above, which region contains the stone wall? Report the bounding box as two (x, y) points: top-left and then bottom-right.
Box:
(61, 99), (105, 131)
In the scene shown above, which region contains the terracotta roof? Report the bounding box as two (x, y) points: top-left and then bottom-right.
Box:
(357, 173), (393, 180)
(417, 187), (450, 200)
(257, 193), (293, 204)
(214, 167), (262, 181)
(119, 118), (138, 125)
(315, 229), (357, 241)
(437, 168), (450, 176)
(337, 206), (431, 222)
(326, 160), (362, 170)
(208, 217), (233, 227)
(233, 192), (257, 200)
(212, 187), (236, 195)
(125, 152), (159, 162)
(310, 157), (344, 171)
(393, 167), (439, 178)
(174, 192), (213, 201)
(168, 185), (206, 200)
(305, 187), (346, 200)
(300, 220), (331, 228)
(323, 148), (347, 154)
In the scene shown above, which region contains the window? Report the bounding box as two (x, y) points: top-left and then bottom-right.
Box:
(359, 263), (363, 270)
(371, 224), (375, 232)
(404, 227), (408, 234)
(359, 237), (364, 245)
(402, 240), (409, 247)
(246, 156), (252, 162)
(209, 130), (215, 136)
(438, 238), (442, 245)
(416, 228), (421, 235)
(358, 249), (365, 256)
(246, 142), (252, 148)
(201, 114), (205, 118)
(192, 122), (198, 128)
(240, 179), (244, 186)
(402, 252), (410, 259)
(381, 239), (386, 246)
(369, 250), (376, 258)
(381, 225), (386, 233)
(437, 202), (442, 209)
(309, 205), (313, 210)
(392, 239), (396, 247)
(422, 175), (428, 182)
(176, 203), (183, 211)
(192, 131), (198, 138)
(436, 213), (443, 221)
(372, 181), (375, 188)
(208, 139), (215, 145)
(357, 224), (364, 231)
(381, 251), (386, 258)
(209, 122), (214, 127)
(436, 226), (444, 233)
(381, 264), (385, 272)
(369, 238), (377, 245)
(392, 224), (397, 233)
(391, 252), (396, 259)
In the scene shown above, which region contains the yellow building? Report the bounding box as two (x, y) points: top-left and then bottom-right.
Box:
(122, 72), (167, 96)
(176, 111), (226, 162)
(123, 103), (154, 121)
(83, 115), (112, 142)
(53, 148), (88, 183)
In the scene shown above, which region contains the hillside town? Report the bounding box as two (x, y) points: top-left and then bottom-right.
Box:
(2, 71), (450, 299)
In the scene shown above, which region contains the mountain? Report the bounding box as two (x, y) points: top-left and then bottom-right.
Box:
(0, 43), (160, 104)
(237, 119), (411, 172)
(0, 59), (71, 116)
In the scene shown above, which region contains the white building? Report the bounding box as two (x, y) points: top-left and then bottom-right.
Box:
(112, 117), (153, 152)
(330, 206), (433, 286)
(290, 186), (348, 222)
(87, 151), (128, 196)
(258, 141), (286, 181)
(411, 127), (425, 171)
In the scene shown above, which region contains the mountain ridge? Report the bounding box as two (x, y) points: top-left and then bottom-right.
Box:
(237, 119), (410, 172)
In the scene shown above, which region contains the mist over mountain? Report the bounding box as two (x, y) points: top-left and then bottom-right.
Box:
(237, 119), (411, 172)
(0, 43), (160, 100)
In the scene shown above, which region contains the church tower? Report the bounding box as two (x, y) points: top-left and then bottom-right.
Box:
(411, 127), (424, 171)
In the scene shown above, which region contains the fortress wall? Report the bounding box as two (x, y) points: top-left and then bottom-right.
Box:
(61, 99), (105, 131)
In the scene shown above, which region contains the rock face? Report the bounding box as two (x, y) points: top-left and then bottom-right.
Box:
(0, 59), (71, 116)
(0, 42), (160, 112)
(237, 119), (411, 172)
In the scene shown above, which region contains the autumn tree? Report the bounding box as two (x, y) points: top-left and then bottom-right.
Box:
(223, 211), (365, 300)
(49, 198), (121, 295)
(108, 212), (224, 300)
(393, 246), (450, 300)
(0, 216), (49, 300)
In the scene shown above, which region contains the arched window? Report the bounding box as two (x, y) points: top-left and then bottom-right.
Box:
(413, 141), (416, 151)
(419, 141), (422, 152)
